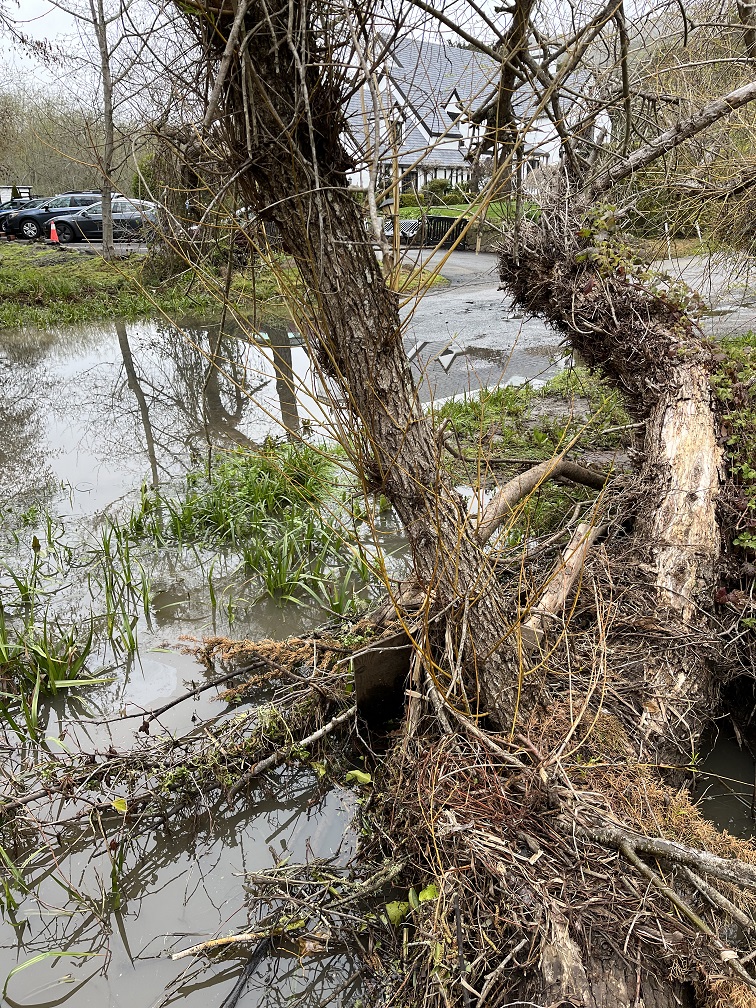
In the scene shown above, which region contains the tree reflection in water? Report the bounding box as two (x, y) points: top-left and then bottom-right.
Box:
(0, 345), (55, 507)
(0, 770), (358, 1008)
(110, 319), (307, 487)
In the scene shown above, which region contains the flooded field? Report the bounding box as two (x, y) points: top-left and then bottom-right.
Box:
(0, 284), (568, 1008)
(1, 251), (754, 1007)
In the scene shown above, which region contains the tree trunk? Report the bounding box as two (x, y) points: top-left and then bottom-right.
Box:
(498, 222), (725, 763)
(172, 5), (756, 1004)
(91, 0), (115, 261)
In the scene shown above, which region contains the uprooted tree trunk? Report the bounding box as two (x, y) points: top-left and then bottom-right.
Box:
(498, 220), (726, 767)
(169, 3), (756, 1004)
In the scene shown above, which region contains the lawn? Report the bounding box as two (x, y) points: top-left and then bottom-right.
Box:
(0, 243), (254, 328)
(396, 200), (531, 222)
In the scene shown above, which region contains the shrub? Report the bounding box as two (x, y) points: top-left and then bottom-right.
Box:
(421, 178), (451, 207)
(399, 193), (425, 208)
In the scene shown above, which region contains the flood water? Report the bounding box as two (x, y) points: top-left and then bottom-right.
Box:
(0, 253), (751, 1007)
(0, 289), (567, 1008)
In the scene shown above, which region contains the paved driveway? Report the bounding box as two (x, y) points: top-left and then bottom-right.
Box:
(400, 249), (564, 404)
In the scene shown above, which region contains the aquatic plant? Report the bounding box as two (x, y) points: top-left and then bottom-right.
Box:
(127, 442), (374, 605)
(129, 442), (335, 543)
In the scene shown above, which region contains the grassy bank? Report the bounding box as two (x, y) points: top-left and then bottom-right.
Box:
(0, 243), (445, 329)
(0, 243), (273, 328)
(433, 366), (631, 537)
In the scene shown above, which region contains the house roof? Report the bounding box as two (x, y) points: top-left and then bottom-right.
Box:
(396, 125), (468, 169)
(344, 35), (571, 172)
(389, 36), (499, 138)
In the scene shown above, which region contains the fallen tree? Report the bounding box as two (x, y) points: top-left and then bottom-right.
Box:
(3, 0), (754, 1005)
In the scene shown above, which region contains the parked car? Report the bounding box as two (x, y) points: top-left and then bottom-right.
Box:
(6, 192), (104, 240)
(0, 196), (39, 235)
(49, 198), (159, 243)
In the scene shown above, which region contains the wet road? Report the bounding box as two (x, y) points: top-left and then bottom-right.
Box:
(401, 248), (756, 405)
(401, 250), (565, 402)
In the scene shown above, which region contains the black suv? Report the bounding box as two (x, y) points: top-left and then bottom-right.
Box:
(0, 196), (37, 235)
(7, 192), (103, 240)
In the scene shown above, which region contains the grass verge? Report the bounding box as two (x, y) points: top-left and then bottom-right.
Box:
(0, 243), (445, 329)
(0, 243), (287, 328)
(434, 365), (630, 457)
(433, 366), (630, 538)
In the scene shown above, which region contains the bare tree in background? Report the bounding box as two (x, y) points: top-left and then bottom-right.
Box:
(34, 0), (171, 256)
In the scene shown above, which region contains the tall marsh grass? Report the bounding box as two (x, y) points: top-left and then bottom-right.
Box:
(0, 441), (376, 736)
(127, 442), (372, 607)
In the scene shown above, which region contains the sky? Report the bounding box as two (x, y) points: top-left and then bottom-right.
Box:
(3, 0), (82, 85)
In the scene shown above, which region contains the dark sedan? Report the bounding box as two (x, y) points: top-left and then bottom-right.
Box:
(7, 192), (102, 239)
(50, 199), (158, 243)
(0, 196), (42, 234)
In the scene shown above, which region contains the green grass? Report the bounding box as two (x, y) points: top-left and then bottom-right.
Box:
(0, 243), (437, 328)
(0, 243), (290, 328)
(396, 200), (539, 222)
(435, 366), (630, 458)
(433, 366), (630, 540)
(711, 332), (756, 551)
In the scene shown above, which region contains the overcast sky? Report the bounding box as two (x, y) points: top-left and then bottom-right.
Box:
(13, 0), (76, 40)
(3, 0), (82, 86)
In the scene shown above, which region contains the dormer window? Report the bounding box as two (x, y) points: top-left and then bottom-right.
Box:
(445, 94), (464, 122)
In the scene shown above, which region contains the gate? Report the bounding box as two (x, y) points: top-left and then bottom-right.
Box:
(383, 215), (469, 249)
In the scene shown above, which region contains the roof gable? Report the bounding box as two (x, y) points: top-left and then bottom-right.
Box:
(389, 36), (499, 137)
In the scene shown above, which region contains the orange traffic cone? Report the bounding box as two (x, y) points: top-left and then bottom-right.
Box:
(49, 220), (59, 244)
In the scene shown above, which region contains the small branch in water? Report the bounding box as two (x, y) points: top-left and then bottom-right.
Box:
(227, 705), (357, 801)
(172, 930), (268, 960)
(314, 967), (366, 1008)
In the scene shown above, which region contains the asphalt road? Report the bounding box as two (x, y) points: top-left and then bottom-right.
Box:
(400, 249), (564, 403)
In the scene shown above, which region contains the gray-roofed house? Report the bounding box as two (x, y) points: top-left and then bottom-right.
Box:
(346, 36), (564, 193)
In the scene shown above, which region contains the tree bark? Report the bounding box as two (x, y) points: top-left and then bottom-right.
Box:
(171, 6), (754, 1004)
(499, 225), (725, 763)
(90, 0), (116, 261)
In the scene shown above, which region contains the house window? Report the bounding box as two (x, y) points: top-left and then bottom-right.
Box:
(402, 170), (418, 194)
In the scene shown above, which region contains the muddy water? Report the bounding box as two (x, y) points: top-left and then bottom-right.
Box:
(4, 778), (358, 1008)
(1, 254), (749, 1006)
(0, 315), (374, 1008)
(0, 296), (563, 1007)
(696, 725), (756, 839)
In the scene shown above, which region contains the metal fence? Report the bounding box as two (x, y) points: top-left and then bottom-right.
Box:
(261, 215), (469, 253)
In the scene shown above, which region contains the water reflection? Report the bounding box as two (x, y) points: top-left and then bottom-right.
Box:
(268, 325), (301, 440)
(104, 318), (318, 495)
(106, 320), (272, 484)
(0, 336), (58, 506)
(0, 317), (320, 514)
(115, 320), (160, 487)
(1, 770), (357, 1008)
